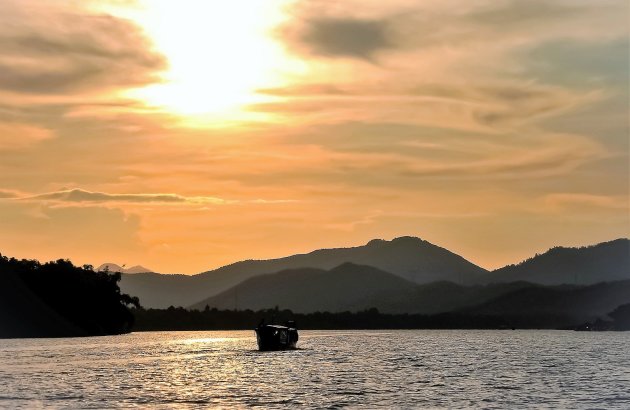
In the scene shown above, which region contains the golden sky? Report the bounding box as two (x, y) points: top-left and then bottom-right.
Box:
(0, 0), (628, 273)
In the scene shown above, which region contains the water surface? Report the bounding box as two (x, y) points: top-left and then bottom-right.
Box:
(1, 330), (628, 408)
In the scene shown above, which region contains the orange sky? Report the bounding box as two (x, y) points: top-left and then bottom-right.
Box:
(0, 0), (628, 273)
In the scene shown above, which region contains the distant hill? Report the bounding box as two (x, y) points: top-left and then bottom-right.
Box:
(608, 303), (630, 330)
(191, 262), (630, 327)
(120, 237), (629, 309)
(118, 272), (203, 309)
(467, 280), (630, 325)
(189, 263), (537, 314)
(190, 263), (416, 313)
(120, 236), (487, 308)
(200, 236), (488, 285)
(486, 239), (630, 285)
(98, 263), (153, 274)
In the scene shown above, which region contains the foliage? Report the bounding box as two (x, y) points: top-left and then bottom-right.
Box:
(132, 306), (578, 331)
(608, 303), (630, 331)
(0, 254), (139, 338)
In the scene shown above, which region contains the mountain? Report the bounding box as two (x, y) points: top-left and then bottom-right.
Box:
(124, 265), (154, 274)
(189, 263), (537, 314)
(191, 261), (630, 326)
(486, 239), (630, 285)
(98, 263), (153, 274)
(120, 237), (629, 309)
(201, 236), (488, 285)
(467, 280), (630, 325)
(190, 263), (416, 313)
(608, 303), (630, 330)
(120, 236), (488, 308)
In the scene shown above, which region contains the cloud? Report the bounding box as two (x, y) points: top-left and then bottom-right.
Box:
(0, 121), (53, 150)
(401, 151), (577, 179)
(543, 193), (629, 211)
(250, 81), (594, 133)
(260, 81), (569, 101)
(400, 132), (607, 179)
(293, 17), (392, 60)
(257, 83), (350, 97)
(526, 39), (629, 88)
(470, 0), (582, 26)
(0, 200), (144, 265)
(276, 0), (627, 83)
(248, 122), (608, 185)
(0, 189), (20, 199)
(18, 188), (227, 205)
(13, 188), (296, 207)
(0, 0), (165, 95)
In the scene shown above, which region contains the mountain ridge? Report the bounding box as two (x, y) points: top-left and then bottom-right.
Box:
(119, 237), (630, 309)
(98, 263), (154, 274)
(189, 261), (630, 321)
(120, 236), (488, 308)
(486, 238), (629, 285)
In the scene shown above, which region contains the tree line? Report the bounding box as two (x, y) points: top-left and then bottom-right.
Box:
(0, 255), (139, 338)
(132, 305), (629, 331)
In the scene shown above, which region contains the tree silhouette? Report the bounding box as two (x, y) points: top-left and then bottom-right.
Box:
(609, 303), (630, 331)
(0, 254), (140, 338)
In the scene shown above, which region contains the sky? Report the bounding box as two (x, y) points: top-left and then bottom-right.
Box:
(0, 0), (628, 274)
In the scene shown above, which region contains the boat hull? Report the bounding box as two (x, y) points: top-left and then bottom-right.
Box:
(255, 325), (298, 351)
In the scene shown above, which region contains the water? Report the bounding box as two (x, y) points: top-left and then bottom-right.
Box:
(0, 330), (628, 409)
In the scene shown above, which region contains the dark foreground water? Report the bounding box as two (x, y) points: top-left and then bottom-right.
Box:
(0, 330), (629, 408)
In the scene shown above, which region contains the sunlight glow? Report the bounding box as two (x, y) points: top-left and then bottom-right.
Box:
(181, 337), (236, 345)
(121, 0), (294, 124)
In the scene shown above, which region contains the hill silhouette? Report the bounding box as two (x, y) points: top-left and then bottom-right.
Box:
(190, 262), (539, 314)
(97, 263), (153, 274)
(139, 278), (630, 332)
(190, 263), (416, 313)
(120, 236), (487, 308)
(203, 236), (488, 285)
(466, 280), (630, 326)
(608, 303), (630, 330)
(120, 237), (628, 309)
(0, 255), (139, 338)
(487, 239), (630, 285)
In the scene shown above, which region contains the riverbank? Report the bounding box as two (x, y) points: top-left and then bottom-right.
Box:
(131, 306), (630, 331)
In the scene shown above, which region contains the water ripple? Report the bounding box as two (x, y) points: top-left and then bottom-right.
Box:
(0, 330), (629, 408)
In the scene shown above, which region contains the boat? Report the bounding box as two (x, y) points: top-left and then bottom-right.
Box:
(255, 321), (299, 351)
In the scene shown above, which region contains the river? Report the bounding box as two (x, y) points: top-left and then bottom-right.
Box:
(1, 330), (628, 408)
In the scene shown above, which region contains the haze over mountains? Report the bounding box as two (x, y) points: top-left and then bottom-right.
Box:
(119, 237), (630, 311)
(483, 239), (630, 285)
(120, 236), (487, 308)
(200, 236), (489, 285)
(190, 272), (630, 325)
(189, 263), (537, 314)
(467, 280), (630, 321)
(97, 263), (153, 274)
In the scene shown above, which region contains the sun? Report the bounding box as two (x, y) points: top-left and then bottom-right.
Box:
(108, 0), (296, 124)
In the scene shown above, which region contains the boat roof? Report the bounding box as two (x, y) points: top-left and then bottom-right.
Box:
(259, 324), (294, 330)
